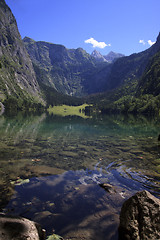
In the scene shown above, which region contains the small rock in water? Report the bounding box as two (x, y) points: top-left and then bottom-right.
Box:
(34, 211), (52, 222)
(99, 183), (116, 193)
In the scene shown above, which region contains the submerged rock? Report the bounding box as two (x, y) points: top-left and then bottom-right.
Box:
(119, 190), (160, 240)
(99, 183), (116, 194)
(0, 214), (45, 240)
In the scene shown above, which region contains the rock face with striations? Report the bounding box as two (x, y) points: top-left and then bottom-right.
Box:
(24, 33), (160, 98)
(91, 50), (108, 62)
(0, 0), (43, 104)
(23, 37), (111, 96)
(119, 190), (160, 240)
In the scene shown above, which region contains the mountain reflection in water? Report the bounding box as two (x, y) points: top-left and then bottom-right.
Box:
(0, 113), (160, 239)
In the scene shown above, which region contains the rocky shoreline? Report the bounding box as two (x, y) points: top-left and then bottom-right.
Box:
(1, 190), (160, 240)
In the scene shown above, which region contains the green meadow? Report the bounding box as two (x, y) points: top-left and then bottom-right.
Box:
(47, 104), (91, 118)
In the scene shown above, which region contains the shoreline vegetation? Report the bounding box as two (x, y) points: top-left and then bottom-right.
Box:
(47, 104), (92, 118)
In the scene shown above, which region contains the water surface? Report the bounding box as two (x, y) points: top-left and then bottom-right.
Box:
(0, 113), (160, 239)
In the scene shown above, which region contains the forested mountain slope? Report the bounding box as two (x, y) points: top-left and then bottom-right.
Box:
(89, 35), (160, 115)
(137, 50), (160, 96)
(103, 33), (160, 91)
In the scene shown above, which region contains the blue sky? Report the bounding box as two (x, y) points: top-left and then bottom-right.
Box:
(5, 0), (160, 56)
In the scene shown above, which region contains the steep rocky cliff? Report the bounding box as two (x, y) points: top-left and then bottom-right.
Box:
(23, 37), (110, 96)
(0, 0), (44, 105)
(91, 50), (107, 62)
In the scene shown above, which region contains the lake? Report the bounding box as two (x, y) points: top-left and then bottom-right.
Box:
(0, 113), (160, 239)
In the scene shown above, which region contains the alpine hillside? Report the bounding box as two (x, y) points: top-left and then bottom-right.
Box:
(89, 32), (160, 115)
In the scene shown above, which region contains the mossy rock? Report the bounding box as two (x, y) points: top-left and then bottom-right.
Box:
(46, 234), (63, 240)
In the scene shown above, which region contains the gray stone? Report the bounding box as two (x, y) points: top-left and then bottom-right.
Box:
(119, 190), (160, 240)
(0, 214), (45, 240)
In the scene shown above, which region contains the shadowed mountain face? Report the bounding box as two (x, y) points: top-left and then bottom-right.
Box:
(0, 0), (44, 104)
(24, 33), (160, 98)
(89, 33), (160, 115)
(136, 35), (160, 96)
(105, 33), (160, 91)
(23, 37), (111, 96)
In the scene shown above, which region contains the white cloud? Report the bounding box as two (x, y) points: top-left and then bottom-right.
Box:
(139, 40), (146, 45)
(139, 39), (156, 47)
(84, 37), (111, 49)
(148, 40), (156, 46)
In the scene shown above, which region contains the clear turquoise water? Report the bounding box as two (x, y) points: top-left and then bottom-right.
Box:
(0, 113), (160, 239)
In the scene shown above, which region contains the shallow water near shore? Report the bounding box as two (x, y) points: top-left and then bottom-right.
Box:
(0, 113), (160, 239)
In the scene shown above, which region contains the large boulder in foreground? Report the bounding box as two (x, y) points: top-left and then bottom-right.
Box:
(119, 190), (160, 240)
(0, 214), (45, 240)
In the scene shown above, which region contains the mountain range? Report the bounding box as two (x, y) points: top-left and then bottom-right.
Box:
(0, 0), (160, 114)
